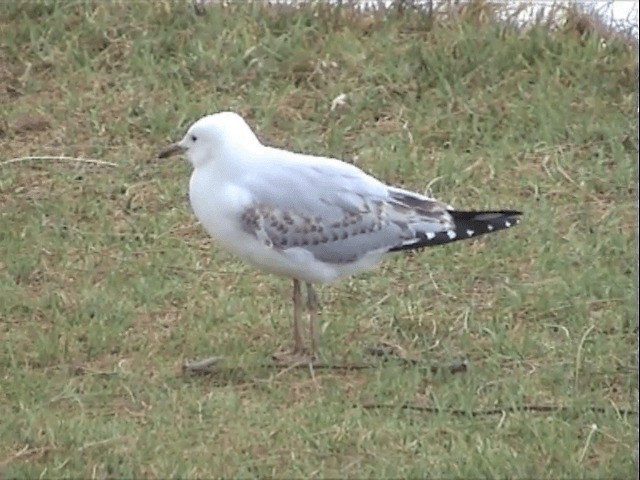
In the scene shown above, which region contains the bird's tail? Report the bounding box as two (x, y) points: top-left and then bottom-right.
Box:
(389, 210), (522, 252)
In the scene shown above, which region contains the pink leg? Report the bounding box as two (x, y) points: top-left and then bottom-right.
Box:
(306, 282), (319, 356)
(292, 279), (305, 353)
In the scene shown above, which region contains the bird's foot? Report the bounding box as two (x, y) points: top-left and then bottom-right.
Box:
(365, 341), (408, 358)
(271, 346), (317, 366)
(364, 341), (421, 364)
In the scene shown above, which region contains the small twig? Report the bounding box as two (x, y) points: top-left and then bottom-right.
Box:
(182, 357), (221, 374)
(0, 155), (118, 168)
(357, 404), (637, 417)
(53, 457), (70, 471)
(575, 324), (595, 391)
(0, 444), (29, 467)
(554, 157), (577, 185)
(271, 362), (375, 371)
(578, 424), (598, 463)
(68, 364), (119, 377)
(182, 360), (378, 381)
(183, 340), (469, 377)
(423, 175), (443, 198)
(0, 445), (55, 467)
(427, 270), (457, 299)
(272, 359), (317, 378)
(544, 323), (571, 340)
(496, 410), (507, 429)
(77, 436), (125, 452)
(181, 356), (467, 377)
(364, 342), (468, 374)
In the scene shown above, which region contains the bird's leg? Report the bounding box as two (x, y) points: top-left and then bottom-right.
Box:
(292, 278), (305, 354)
(306, 282), (319, 357)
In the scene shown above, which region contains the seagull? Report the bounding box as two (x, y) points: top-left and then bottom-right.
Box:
(158, 112), (522, 360)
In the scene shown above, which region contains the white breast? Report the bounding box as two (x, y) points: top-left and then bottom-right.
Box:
(189, 169), (249, 246)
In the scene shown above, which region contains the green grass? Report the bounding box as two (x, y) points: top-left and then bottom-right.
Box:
(0, 1), (637, 477)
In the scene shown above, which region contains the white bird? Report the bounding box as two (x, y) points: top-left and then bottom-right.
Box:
(158, 112), (522, 360)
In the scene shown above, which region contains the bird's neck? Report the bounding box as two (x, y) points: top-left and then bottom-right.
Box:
(199, 142), (262, 183)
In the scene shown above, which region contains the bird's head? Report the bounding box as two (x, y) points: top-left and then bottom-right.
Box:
(157, 111), (260, 168)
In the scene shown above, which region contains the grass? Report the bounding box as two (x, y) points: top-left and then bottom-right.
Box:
(0, 0), (637, 477)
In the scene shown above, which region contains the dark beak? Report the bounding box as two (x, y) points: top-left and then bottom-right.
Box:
(157, 142), (186, 159)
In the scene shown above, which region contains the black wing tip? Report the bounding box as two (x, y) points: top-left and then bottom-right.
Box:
(502, 209), (523, 218)
(449, 209), (523, 219)
(389, 208), (522, 252)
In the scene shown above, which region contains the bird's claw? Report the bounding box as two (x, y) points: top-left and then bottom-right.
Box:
(271, 347), (316, 366)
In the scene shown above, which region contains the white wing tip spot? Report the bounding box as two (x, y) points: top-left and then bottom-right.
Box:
(505, 221), (512, 227)
(487, 224), (494, 231)
(466, 229), (474, 237)
(446, 230), (456, 240)
(426, 232), (436, 240)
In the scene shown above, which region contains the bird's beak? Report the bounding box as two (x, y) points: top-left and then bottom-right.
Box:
(157, 142), (186, 159)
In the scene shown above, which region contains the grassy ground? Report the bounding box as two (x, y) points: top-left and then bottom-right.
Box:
(0, 1), (637, 477)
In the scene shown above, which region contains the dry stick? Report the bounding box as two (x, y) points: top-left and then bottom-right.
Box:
(182, 357), (220, 374)
(183, 343), (468, 376)
(182, 358), (468, 376)
(183, 360), (383, 376)
(356, 403), (637, 417)
(0, 445), (55, 467)
(0, 155), (118, 168)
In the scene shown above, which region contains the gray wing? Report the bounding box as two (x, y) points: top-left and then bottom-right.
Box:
(239, 152), (454, 264)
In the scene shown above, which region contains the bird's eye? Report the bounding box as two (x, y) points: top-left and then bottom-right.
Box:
(191, 135), (197, 142)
